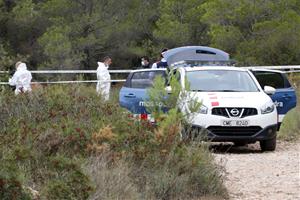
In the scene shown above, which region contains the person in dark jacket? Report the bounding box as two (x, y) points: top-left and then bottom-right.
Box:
(151, 48), (168, 69)
(138, 56), (151, 69)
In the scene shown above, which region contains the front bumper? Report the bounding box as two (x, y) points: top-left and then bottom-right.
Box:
(190, 124), (277, 142)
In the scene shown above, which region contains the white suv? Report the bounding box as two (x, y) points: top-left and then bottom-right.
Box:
(120, 46), (296, 151)
(177, 66), (278, 151)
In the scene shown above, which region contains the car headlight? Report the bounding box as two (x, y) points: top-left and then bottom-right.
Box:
(261, 101), (275, 114)
(198, 105), (208, 114)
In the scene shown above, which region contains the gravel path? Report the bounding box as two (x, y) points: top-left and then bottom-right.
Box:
(213, 141), (300, 200)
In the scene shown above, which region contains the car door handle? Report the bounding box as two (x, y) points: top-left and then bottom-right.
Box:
(125, 93), (136, 98)
(283, 94), (292, 98)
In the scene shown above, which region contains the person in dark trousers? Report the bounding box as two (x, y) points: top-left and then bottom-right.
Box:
(151, 48), (168, 69)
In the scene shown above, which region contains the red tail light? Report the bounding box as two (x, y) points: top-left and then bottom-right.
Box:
(140, 114), (148, 120)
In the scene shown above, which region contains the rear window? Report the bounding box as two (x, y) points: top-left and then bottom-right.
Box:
(253, 72), (285, 89)
(128, 71), (167, 89)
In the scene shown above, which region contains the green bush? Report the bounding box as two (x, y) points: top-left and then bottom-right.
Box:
(0, 85), (131, 199)
(0, 84), (227, 199)
(129, 73), (227, 199)
(278, 90), (300, 141)
(41, 156), (93, 200)
(131, 143), (226, 199)
(0, 161), (31, 200)
(278, 108), (300, 141)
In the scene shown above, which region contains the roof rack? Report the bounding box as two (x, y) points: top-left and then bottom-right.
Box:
(163, 46), (231, 67)
(170, 60), (236, 68)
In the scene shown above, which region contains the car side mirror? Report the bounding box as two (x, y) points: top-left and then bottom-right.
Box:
(165, 86), (172, 94)
(264, 86), (276, 95)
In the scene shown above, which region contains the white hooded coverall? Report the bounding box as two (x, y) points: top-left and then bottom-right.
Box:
(96, 62), (111, 101)
(8, 63), (32, 95)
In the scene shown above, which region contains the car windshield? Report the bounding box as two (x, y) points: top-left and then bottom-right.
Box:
(186, 70), (259, 92)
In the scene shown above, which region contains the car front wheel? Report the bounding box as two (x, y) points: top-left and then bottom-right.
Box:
(233, 141), (247, 147)
(260, 136), (276, 151)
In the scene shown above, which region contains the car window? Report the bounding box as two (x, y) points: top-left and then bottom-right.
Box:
(186, 70), (259, 92)
(130, 71), (166, 89)
(253, 71), (285, 89)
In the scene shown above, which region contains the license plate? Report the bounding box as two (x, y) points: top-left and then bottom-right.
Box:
(221, 120), (249, 127)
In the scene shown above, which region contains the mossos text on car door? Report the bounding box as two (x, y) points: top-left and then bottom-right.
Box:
(119, 69), (167, 115)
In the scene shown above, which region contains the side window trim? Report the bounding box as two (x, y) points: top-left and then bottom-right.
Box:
(127, 70), (167, 89)
(282, 74), (292, 88)
(124, 73), (134, 88)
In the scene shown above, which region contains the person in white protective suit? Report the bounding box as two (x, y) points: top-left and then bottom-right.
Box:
(96, 56), (112, 101)
(9, 61), (32, 95)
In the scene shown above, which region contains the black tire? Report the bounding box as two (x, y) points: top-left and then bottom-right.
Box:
(260, 137), (276, 151)
(233, 141), (247, 147)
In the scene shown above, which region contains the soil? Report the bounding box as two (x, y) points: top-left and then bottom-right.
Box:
(213, 141), (300, 200)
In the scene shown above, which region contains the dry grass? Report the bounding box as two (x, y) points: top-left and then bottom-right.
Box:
(85, 154), (140, 200)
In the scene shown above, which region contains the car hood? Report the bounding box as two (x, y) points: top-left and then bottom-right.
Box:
(187, 92), (272, 108)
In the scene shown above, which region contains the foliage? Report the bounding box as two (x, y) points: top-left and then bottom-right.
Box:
(278, 107), (300, 141)
(136, 72), (225, 199)
(202, 0), (300, 66)
(38, 25), (84, 70)
(0, 0), (299, 75)
(0, 42), (28, 73)
(40, 156), (93, 200)
(0, 161), (31, 200)
(154, 0), (209, 47)
(0, 85), (136, 199)
(139, 144), (226, 199)
(0, 85), (227, 199)
(85, 155), (140, 200)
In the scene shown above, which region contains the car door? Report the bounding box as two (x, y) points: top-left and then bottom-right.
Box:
(251, 70), (297, 123)
(119, 69), (167, 115)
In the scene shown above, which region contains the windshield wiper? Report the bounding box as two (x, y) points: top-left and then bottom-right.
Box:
(191, 90), (206, 92)
(191, 89), (246, 92)
(214, 90), (243, 92)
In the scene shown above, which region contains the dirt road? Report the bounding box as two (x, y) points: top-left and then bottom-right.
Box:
(213, 141), (300, 200)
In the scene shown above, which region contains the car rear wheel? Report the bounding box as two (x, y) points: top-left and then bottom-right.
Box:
(260, 136), (276, 151)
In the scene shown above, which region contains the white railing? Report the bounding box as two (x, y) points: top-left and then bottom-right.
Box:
(0, 80), (126, 85)
(0, 65), (300, 85)
(0, 69), (131, 85)
(0, 69), (133, 74)
(0, 65), (299, 74)
(244, 65), (300, 70)
(243, 66), (300, 73)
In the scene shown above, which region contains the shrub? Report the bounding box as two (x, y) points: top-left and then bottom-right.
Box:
(0, 84), (227, 199)
(278, 80), (300, 141)
(129, 143), (227, 200)
(125, 73), (227, 199)
(41, 156), (93, 200)
(0, 160), (31, 200)
(278, 108), (300, 141)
